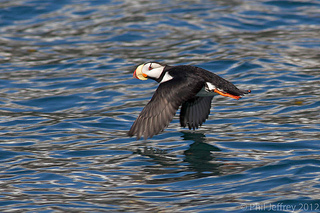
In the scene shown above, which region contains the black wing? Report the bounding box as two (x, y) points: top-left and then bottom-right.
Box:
(180, 96), (213, 130)
(128, 77), (204, 140)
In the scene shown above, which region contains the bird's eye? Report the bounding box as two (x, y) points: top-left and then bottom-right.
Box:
(148, 63), (153, 70)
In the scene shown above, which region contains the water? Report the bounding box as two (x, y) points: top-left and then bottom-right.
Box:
(0, 0), (320, 212)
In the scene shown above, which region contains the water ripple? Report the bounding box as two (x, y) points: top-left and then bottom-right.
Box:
(1, 0), (320, 212)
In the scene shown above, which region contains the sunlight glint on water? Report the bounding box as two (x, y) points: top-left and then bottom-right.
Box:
(0, 0), (320, 212)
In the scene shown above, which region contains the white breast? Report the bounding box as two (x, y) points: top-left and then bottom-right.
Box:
(160, 72), (173, 83)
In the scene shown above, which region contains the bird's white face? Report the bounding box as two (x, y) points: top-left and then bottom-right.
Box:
(133, 62), (165, 81)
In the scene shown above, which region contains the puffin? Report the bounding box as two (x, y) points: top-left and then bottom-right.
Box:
(128, 62), (250, 140)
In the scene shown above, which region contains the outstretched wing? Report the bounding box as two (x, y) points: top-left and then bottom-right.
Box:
(128, 77), (204, 140)
(180, 96), (213, 130)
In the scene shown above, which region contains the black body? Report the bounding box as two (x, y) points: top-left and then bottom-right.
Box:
(128, 65), (249, 139)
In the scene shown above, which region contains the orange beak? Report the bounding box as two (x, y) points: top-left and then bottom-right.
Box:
(133, 64), (148, 80)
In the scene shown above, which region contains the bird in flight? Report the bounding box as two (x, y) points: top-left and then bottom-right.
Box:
(128, 62), (250, 140)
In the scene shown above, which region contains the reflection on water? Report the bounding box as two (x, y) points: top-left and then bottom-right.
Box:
(183, 132), (222, 177)
(1, 0), (320, 212)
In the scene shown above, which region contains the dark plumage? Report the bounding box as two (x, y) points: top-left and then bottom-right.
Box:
(128, 62), (250, 139)
(180, 96), (213, 130)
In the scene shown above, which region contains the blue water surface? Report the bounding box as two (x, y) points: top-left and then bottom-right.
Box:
(1, 0), (320, 212)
